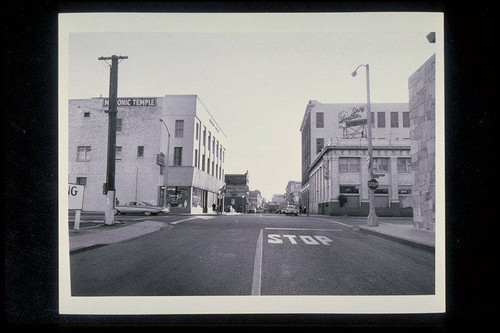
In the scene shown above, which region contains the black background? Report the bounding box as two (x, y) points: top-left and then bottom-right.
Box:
(2, 2), (498, 332)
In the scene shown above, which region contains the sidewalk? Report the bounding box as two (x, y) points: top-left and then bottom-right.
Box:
(69, 220), (168, 253)
(357, 222), (435, 251)
(308, 214), (435, 251)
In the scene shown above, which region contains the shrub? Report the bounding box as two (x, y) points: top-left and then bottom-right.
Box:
(337, 194), (348, 207)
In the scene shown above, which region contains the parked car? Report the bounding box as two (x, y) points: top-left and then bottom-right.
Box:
(247, 207), (256, 213)
(114, 201), (170, 216)
(284, 205), (299, 216)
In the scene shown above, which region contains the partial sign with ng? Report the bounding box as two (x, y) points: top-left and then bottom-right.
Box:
(68, 184), (85, 210)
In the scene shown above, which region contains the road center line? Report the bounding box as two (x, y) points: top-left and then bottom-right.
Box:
(251, 229), (264, 296)
(265, 227), (341, 231)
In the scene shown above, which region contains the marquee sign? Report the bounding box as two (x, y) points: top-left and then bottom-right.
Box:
(103, 98), (156, 107)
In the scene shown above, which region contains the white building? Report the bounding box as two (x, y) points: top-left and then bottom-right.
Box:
(68, 95), (227, 213)
(300, 101), (413, 215)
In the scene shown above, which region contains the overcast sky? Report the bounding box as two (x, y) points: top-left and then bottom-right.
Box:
(63, 13), (441, 200)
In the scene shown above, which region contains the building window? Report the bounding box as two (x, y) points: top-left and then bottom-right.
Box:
(390, 112), (399, 128)
(374, 157), (389, 172)
(203, 127), (207, 146)
(316, 112), (324, 128)
(116, 118), (122, 133)
(115, 146), (122, 160)
(377, 112), (386, 128)
(208, 132), (211, 151)
(212, 138), (215, 154)
(76, 177), (87, 186)
(216, 163), (218, 178)
(398, 186), (412, 195)
(194, 149), (198, 167)
(202, 154), (206, 171)
(403, 112), (410, 128)
(316, 138), (324, 154)
(83, 112), (90, 117)
(175, 120), (184, 138)
(76, 146), (91, 161)
(174, 147), (182, 166)
(216, 141), (219, 157)
(137, 146), (144, 158)
(212, 161), (215, 176)
(339, 157), (360, 172)
(196, 123), (199, 140)
(397, 157), (411, 172)
(374, 187), (389, 194)
(340, 185), (359, 194)
(371, 112), (375, 128)
(219, 166), (222, 180)
(207, 158), (210, 174)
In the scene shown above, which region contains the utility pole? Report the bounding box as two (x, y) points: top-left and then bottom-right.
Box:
(364, 65), (378, 227)
(99, 55), (128, 225)
(159, 119), (171, 208)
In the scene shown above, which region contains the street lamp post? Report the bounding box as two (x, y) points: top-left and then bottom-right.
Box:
(159, 119), (171, 208)
(352, 64), (378, 227)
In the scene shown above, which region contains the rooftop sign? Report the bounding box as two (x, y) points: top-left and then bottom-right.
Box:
(103, 98), (156, 107)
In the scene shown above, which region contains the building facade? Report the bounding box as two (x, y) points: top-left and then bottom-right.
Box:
(68, 95), (227, 213)
(285, 181), (301, 206)
(270, 193), (287, 212)
(300, 101), (413, 215)
(248, 190), (263, 211)
(224, 172), (250, 213)
(409, 54), (436, 230)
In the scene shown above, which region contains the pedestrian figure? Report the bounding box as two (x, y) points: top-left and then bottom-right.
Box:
(115, 197), (119, 206)
(212, 203), (216, 212)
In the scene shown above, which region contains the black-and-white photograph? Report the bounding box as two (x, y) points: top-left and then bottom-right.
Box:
(59, 12), (445, 315)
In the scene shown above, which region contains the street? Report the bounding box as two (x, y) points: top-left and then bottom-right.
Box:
(69, 213), (434, 296)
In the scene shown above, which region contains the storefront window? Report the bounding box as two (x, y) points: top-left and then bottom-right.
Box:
(192, 188), (202, 207)
(167, 186), (189, 207)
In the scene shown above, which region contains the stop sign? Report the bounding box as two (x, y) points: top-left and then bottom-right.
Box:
(367, 178), (379, 190)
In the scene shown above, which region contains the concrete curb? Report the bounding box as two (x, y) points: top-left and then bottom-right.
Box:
(358, 225), (435, 252)
(69, 221), (169, 253)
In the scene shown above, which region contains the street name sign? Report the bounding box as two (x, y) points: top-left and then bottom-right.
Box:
(367, 178), (379, 190)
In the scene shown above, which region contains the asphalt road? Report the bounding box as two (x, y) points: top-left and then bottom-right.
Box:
(70, 213), (435, 296)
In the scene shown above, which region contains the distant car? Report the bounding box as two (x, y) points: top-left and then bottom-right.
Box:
(247, 208), (256, 213)
(114, 201), (170, 216)
(284, 205), (299, 216)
